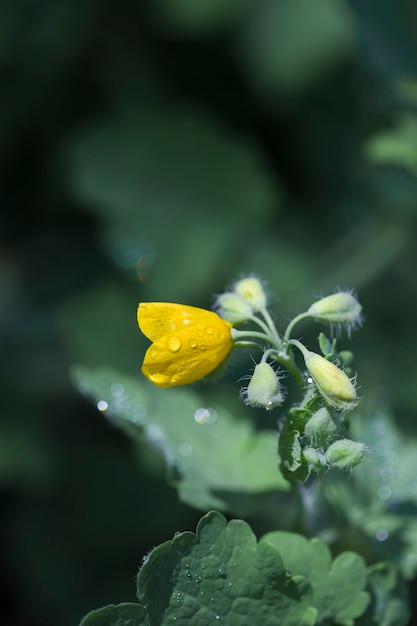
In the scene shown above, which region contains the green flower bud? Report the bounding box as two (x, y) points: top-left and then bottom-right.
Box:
(234, 277), (267, 311)
(244, 362), (283, 410)
(302, 447), (327, 472)
(215, 292), (253, 324)
(304, 350), (357, 412)
(308, 291), (362, 334)
(304, 407), (337, 446)
(325, 439), (366, 470)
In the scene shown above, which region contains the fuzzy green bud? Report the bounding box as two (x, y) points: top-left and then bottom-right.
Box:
(304, 407), (337, 446)
(308, 291), (362, 332)
(304, 350), (357, 412)
(215, 292), (253, 324)
(245, 362), (283, 410)
(325, 439), (366, 470)
(234, 277), (267, 311)
(302, 447), (327, 472)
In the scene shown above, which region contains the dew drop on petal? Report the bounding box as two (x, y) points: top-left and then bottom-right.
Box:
(189, 340), (197, 348)
(167, 336), (182, 352)
(206, 327), (214, 335)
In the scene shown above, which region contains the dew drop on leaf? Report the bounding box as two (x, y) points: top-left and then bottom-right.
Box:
(194, 408), (218, 424)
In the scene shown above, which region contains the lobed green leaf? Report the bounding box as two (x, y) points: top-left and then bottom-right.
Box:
(71, 365), (289, 516)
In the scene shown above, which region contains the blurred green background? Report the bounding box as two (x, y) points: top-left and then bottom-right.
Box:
(2, 0), (417, 624)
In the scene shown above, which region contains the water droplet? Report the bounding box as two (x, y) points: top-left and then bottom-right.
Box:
(195, 575), (202, 584)
(218, 567), (227, 578)
(97, 400), (108, 412)
(189, 340), (197, 348)
(110, 383), (125, 397)
(178, 443), (192, 457)
(379, 465), (395, 481)
(375, 528), (389, 542)
(200, 345), (206, 351)
(167, 336), (182, 352)
(378, 485), (392, 500)
(206, 327), (214, 335)
(194, 408), (218, 425)
(215, 615), (220, 621)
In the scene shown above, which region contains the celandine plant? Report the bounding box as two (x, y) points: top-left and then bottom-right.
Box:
(76, 277), (412, 626)
(138, 278), (365, 481)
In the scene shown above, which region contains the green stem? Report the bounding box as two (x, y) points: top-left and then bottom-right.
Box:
(248, 313), (275, 338)
(232, 341), (263, 351)
(231, 328), (277, 348)
(261, 348), (279, 364)
(275, 351), (305, 388)
(287, 339), (309, 359)
(259, 307), (283, 349)
(283, 312), (311, 343)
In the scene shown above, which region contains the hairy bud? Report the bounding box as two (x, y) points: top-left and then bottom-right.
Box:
(244, 362), (283, 410)
(234, 277), (267, 311)
(304, 351), (357, 412)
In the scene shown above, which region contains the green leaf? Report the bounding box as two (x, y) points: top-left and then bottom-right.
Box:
(71, 366), (289, 516)
(80, 602), (148, 626)
(355, 562), (410, 626)
(278, 404), (313, 482)
(364, 114), (417, 175)
(318, 332), (333, 357)
(149, 0), (254, 34)
(261, 532), (369, 625)
(137, 510), (317, 626)
(322, 409), (417, 579)
(237, 0), (355, 94)
(65, 106), (280, 302)
(59, 278), (141, 373)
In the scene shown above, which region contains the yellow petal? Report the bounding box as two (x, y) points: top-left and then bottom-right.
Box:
(138, 303), (233, 387)
(138, 302), (230, 341)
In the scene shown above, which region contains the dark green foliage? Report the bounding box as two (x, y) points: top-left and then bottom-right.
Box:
(4, 0), (417, 624)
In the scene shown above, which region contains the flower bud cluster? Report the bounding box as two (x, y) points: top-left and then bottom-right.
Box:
(215, 277), (267, 324)
(211, 276), (366, 476)
(300, 406), (366, 476)
(302, 439), (366, 475)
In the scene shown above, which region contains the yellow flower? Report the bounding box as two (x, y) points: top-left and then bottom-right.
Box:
(137, 303), (234, 388)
